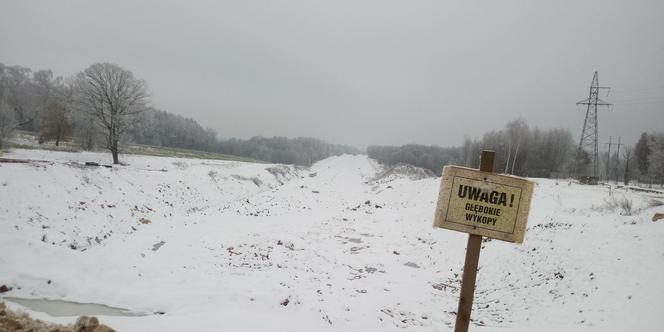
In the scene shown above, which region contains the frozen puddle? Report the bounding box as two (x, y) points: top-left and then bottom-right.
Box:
(2, 297), (147, 317)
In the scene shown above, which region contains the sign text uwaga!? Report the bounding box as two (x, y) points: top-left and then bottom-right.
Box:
(434, 165), (534, 243)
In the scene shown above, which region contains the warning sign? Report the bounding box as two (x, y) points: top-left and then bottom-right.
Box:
(433, 165), (534, 243)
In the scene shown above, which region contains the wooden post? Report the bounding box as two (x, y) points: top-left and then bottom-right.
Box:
(454, 150), (495, 332)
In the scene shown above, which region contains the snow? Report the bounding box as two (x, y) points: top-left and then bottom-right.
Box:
(1, 149), (663, 331)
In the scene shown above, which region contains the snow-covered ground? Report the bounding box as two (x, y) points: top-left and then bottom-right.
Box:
(1, 149), (663, 331)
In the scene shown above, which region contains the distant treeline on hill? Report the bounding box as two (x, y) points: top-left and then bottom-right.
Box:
(367, 145), (462, 175)
(126, 111), (361, 165)
(369, 122), (664, 184)
(215, 136), (360, 165)
(127, 109), (217, 151)
(461, 120), (576, 178)
(369, 119), (577, 178)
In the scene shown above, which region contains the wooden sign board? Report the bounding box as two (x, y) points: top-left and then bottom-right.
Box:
(433, 165), (534, 243)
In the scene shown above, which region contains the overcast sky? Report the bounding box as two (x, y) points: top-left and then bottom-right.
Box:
(1, 0), (663, 148)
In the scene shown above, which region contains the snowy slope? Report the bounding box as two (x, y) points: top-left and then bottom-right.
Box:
(1, 149), (663, 332)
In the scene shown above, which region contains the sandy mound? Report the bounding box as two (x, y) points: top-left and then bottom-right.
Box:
(0, 302), (115, 332)
(369, 163), (436, 183)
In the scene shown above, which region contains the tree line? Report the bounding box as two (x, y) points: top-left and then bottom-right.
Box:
(369, 118), (664, 186)
(632, 132), (664, 187)
(216, 136), (359, 165)
(2, 61), (661, 182)
(367, 145), (462, 175)
(0, 62), (357, 165)
(369, 118), (577, 178)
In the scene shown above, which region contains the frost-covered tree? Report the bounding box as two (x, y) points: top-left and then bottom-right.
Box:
(1, 65), (62, 133)
(218, 136), (359, 165)
(457, 120), (574, 177)
(0, 99), (17, 150)
(0, 63), (68, 140)
(3, 65), (33, 128)
(647, 134), (664, 187)
(367, 144), (462, 175)
(31, 70), (61, 137)
(623, 148), (636, 186)
(126, 108), (217, 151)
(0, 65), (17, 149)
(634, 132), (651, 176)
(504, 118), (529, 174)
(71, 111), (100, 151)
(75, 63), (149, 164)
(39, 77), (75, 147)
(40, 102), (71, 146)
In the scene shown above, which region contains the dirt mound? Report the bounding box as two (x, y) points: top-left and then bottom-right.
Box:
(369, 163), (436, 183)
(0, 302), (115, 332)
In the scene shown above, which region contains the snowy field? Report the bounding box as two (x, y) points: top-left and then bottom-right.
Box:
(1, 149), (663, 331)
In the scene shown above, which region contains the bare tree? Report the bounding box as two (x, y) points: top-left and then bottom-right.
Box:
(3, 65), (33, 128)
(40, 102), (71, 146)
(72, 112), (100, 150)
(0, 99), (17, 150)
(623, 148), (632, 186)
(505, 118), (528, 174)
(647, 133), (664, 187)
(0, 65), (17, 149)
(75, 63), (149, 164)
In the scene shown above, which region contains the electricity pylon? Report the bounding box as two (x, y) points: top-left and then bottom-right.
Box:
(576, 71), (612, 178)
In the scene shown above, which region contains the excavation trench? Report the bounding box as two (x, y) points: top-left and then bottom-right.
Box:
(2, 297), (147, 317)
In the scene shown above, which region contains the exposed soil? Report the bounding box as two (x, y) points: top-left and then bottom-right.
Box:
(0, 302), (115, 332)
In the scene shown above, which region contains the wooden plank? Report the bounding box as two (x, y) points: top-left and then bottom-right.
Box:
(453, 150), (494, 332)
(455, 233), (482, 332)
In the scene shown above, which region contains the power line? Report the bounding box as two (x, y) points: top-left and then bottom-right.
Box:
(611, 96), (664, 103)
(610, 86), (664, 94)
(614, 100), (664, 105)
(614, 136), (623, 184)
(605, 136), (613, 181)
